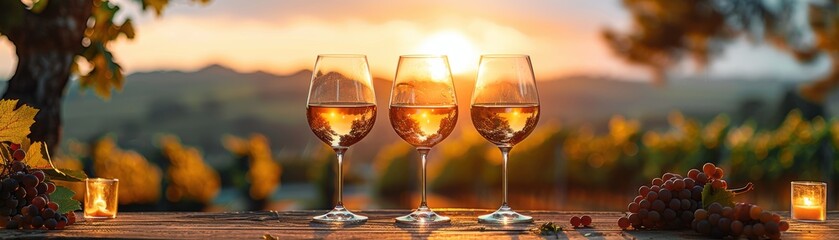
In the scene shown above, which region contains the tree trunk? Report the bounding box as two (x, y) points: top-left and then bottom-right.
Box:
(3, 0), (92, 152)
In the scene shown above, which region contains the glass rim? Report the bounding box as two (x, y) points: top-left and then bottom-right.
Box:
(85, 178), (119, 182)
(481, 54), (530, 58)
(399, 54), (448, 58)
(791, 181), (826, 186)
(317, 54), (367, 58)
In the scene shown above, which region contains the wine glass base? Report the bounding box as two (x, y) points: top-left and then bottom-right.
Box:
(312, 207), (368, 224)
(478, 208), (533, 224)
(395, 208), (451, 225)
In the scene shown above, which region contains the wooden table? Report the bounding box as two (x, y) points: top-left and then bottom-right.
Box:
(1, 209), (836, 239)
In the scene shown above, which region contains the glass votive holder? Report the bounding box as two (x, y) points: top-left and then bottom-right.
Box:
(790, 181), (826, 222)
(84, 178), (119, 219)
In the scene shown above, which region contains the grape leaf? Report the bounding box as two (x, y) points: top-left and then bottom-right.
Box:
(702, 184), (735, 209)
(50, 186), (81, 214)
(0, 99), (38, 146)
(23, 141), (50, 168)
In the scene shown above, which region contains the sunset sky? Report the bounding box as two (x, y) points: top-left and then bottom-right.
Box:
(0, 0), (829, 81)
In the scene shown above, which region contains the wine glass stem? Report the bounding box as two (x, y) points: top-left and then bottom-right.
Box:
(417, 147), (431, 209)
(334, 147), (347, 207)
(499, 146), (511, 207)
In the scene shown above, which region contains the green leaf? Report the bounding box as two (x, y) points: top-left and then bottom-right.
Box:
(42, 168), (87, 182)
(701, 183), (734, 209)
(50, 186), (81, 214)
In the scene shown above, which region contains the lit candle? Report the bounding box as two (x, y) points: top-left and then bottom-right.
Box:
(84, 178), (119, 219)
(791, 181), (826, 222)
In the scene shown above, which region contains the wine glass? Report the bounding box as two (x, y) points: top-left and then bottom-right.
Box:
(389, 55), (458, 224)
(471, 55), (540, 224)
(306, 54), (377, 224)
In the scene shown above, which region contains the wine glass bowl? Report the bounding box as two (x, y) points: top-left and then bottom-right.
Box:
(306, 54), (376, 224)
(471, 54), (540, 224)
(389, 55), (457, 224)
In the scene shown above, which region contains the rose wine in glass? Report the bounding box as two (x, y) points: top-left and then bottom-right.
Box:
(471, 55), (540, 224)
(389, 55), (458, 224)
(306, 54), (377, 224)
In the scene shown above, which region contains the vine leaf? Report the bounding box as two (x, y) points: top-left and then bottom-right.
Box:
(702, 184), (735, 208)
(50, 186), (81, 214)
(0, 99), (38, 147)
(23, 141), (50, 168)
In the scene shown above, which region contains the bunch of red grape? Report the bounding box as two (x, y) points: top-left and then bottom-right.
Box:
(0, 143), (75, 230)
(616, 169), (709, 230)
(692, 201), (789, 239)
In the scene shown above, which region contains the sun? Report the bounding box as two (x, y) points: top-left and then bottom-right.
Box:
(416, 31), (479, 75)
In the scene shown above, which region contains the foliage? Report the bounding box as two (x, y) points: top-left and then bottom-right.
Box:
(604, 0), (839, 101)
(374, 110), (837, 210)
(223, 134), (282, 201)
(0, 99), (84, 214)
(160, 135), (219, 204)
(92, 136), (162, 204)
(0, 0), (209, 99)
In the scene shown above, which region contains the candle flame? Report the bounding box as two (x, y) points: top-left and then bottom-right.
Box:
(803, 197), (813, 206)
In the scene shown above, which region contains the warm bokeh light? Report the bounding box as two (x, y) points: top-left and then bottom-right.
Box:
(415, 31), (478, 74)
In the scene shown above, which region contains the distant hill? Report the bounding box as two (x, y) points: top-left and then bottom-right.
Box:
(57, 64), (828, 165)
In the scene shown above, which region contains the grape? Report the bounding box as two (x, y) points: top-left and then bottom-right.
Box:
(14, 188), (25, 199)
(680, 199), (691, 210)
(658, 189), (672, 202)
(618, 217), (631, 229)
(42, 208), (55, 219)
(9, 143), (20, 151)
(708, 203), (723, 214)
(696, 173), (708, 185)
(47, 202), (58, 211)
(31, 171), (45, 183)
(673, 179), (685, 190)
(662, 209), (677, 220)
(36, 182), (47, 195)
(721, 207), (733, 218)
(633, 195), (643, 204)
(652, 178), (663, 186)
(668, 199), (681, 210)
(650, 185), (661, 193)
(694, 209), (708, 220)
(713, 167), (724, 179)
(570, 216), (581, 227)
(652, 200), (665, 212)
(702, 163), (715, 175)
(708, 213), (720, 226)
(646, 191), (658, 202)
(730, 220), (744, 235)
(639, 199), (650, 209)
(628, 213), (640, 226)
(749, 205), (762, 220)
(684, 178), (695, 189)
(759, 211), (772, 223)
(31, 216), (43, 229)
(679, 189), (691, 199)
(639, 186), (650, 197)
(2, 179), (17, 191)
(32, 197), (46, 209)
(581, 216), (592, 226)
(778, 221), (789, 231)
(687, 169), (700, 179)
(718, 217), (731, 232)
(24, 187), (36, 200)
(22, 174), (38, 188)
(664, 180), (674, 190)
(44, 218), (57, 230)
(12, 150), (25, 161)
(56, 219), (66, 230)
(648, 211), (661, 222)
(752, 223), (765, 236)
(46, 182), (55, 194)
